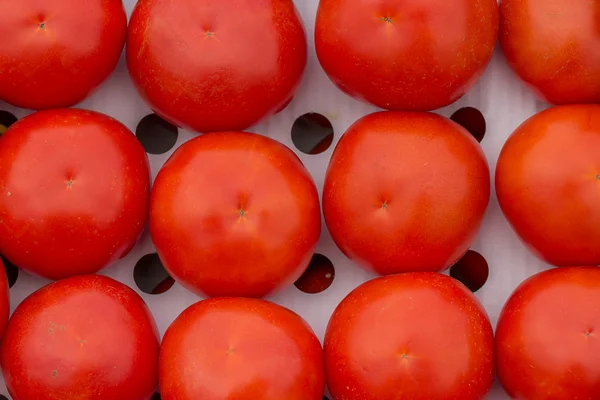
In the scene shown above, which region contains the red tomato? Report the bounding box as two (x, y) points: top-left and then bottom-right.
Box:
(0, 109), (151, 280)
(315, 0), (499, 111)
(496, 105), (600, 266)
(323, 112), (490, 275)
(325, 273), (494, 400)
(0, 260), (9, 340)
(500, 0), (600, 104)
(127, 0), (307, 133)
(159, 297), (325, 400)
(0, 0), (126, 110)
(150, 131), (320, 298)
(0, 275), (160, 400)
(496, 267), (600, 399)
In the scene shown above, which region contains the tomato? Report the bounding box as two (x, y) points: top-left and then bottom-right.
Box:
(500, 0), (600, 105)
(127, 0), (307, 133)
(315, 0), (499, 111)
(0, 259), (9, 340)
(0, 109), (151, 280)
(323, 112), (490, 275)
(159, 297), (325, 400)
(0, 0), (126, 110)
(496, 105), (600, 266)
(0, 275), (160, 400)
(496, 266), (600, 399)
(150, 131), (320, 298)
(325, 273), (494, 400)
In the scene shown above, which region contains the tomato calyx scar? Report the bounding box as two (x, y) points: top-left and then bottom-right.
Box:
(380, 17), (394, 24)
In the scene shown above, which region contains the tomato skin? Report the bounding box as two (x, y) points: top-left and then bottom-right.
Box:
(500, 0), (600, 105)
(496, 267), (600, 399)
(323, 111), (490, 275)
(0, 259), (9, 340)
(315, 0), (498, 111)
(150, 131), (321, 298)
(325, 273), (494, 400)
(0, 0), (126, 110)
(127, 0), (307, 133)
(0, 275), (160, 400)
(0, 109), (151, 280)
(496, 105), (600, 266)
(159, 297), (325, 400)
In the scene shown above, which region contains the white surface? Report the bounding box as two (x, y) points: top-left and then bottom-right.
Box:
(0, 1), (553, 399)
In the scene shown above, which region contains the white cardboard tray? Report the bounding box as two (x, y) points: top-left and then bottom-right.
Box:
(0, 1), (552, 399)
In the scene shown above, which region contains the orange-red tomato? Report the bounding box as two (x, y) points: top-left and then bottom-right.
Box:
(127, 0), (307, 133)
(0, 275), (160, 400)
(315, 0), (499, 110)
(0, 109), (151, 280)
(325, 273), (494, 400)
(500, 0), (600, 104)
(150, 131), (321, 298)
(0, 0), (126, 109)
(159, 297), (325, 400)
(496, 267), (600, 399)
(496, 105), (600, 266)
(323, 112), (490, 275)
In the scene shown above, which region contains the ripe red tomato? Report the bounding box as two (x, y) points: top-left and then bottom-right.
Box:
(496, 266), (600, 399)
(0, 0), (127, 110)
(150, 131), (320, 298)
(323, 112), (490, 275)
(0, 275), (160, 400)
(127, 0), (307, 133)
(0, 109), (151, 280)
(315, 0), (499, 111)
(0, 260), (9, 340)
(325, 273), (494, 400)
(160, 297), (325, 400)
(496, 105), (600, 266)
(500, 0), (600, 104)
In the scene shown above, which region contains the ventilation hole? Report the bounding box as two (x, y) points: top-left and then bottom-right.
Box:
(450, 107), (486, 142)
(135, 114), (179, 155)
(450, 250), (489, 293)
(294, 254), (335, 294)
(323, 397), (330, 400)
(291, 113), (334, 155)
(276, 96), (294, 114)
(0, 110), (18, 136)
(0, 394), (7, 400)
(152, 393), (161, 400)
(134, 253), (175, 295)
(1, 256), (18, 288)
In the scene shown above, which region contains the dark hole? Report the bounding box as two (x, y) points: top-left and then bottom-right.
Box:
(135, 114), (179, 155)
(134, 253), (175, 295)
(1, 256), (18, 288)
(0, 111), (18, 136)
(450, 250), (489, 293)
(291, 113), (334, 155)
(152, 393), (161, 400)
(323, 397), (330, 400)
(450, 107), (486, 143)
(294, 253), (335, 294)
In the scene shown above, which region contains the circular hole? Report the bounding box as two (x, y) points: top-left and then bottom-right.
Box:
(1, 256), (18, 288)
(152, 393), (161, 400)
(0, 394), (7, 400)
(0, 111), (18, 136)
(450, 250), (489, 293)
(134, 253), (175, 295)
(450, 107), (486, 143)
(291, 113), (334, 155)
(294, 253), (335, 294)
(135, 114), (179, 155)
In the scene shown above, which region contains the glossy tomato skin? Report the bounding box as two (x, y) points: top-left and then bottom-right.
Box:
(325, 273), (494, 400)
(0, 0), (127, 110)
(496, 267), (600, 399)
(0, 259), (9, 340)
(127, 0), (307, 133)
(150, 131), (320, 298)
(0, 275), (160, 400)
(323, 111), (490, 275)
(315, 0), (498, 111)
(160, 297), (325, 400)
(500, 0), (600, 104)
(496, 105), (600, 266)
(0, 109), (151, 280)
